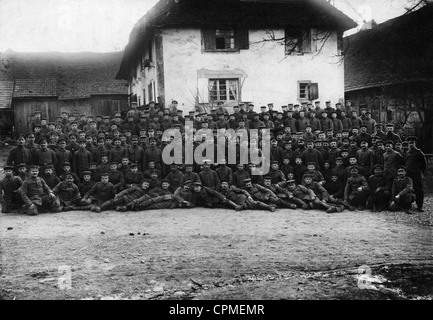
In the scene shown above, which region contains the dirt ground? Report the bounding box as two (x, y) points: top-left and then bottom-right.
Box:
(0, 145), (432, 300)
(1, 204), (432, 300)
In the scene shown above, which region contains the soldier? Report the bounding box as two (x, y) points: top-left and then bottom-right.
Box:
(383, 140), (403, 187)
(82, 172), (116, 212)
(261, 176), (297, 209)
(343, 166), (370, 210)
(389, 167), (414, 214)
(124, 163), (143, 188)
(301, 140), (323, 169)
(215, 159), (233, 186)
(92, 137), (108, 164)
(383, 123), (402, 144)
(107, 162), (124, 193)
(199, 160), (221, 191)
(78, 171), (96, 198)
(95, 179), (152, 212)
(52, 172), (82, 211)
(405, 136), (427, 212)
(180, 163), (200, 186)
(7, 135), (32, 172)
(59, 162), (80, 185)
(55, 138), (73, 176)
(366, 164), (390, 212)
(164, 163), (183, 192)
(356, 140), (375, 178)
(190, 181), (242, 211)
(43, 165), (60, 189)
(302, 162), (325, 186)
(109, 137), (127, 164)
(34, 139), (57, 175)
(73, 139), (92, 179)
(232, 163), (251, 188)
(16, 163), (29, 181)
(173, 180), (195, 208)
(20, 165), (61, 215)
(0, 166), (24, 213)
(302, 175), (341, 213)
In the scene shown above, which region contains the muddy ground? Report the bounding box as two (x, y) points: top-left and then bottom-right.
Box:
(1, 204), (432, 300)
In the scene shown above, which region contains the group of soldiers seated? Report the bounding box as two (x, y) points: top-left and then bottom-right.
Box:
(0, 99), (427, 216)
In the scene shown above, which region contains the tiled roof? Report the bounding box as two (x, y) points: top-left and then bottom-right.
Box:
(117, 0), (357, 79)
(0, 80), (14, 108)
(14, 78), (57, 97)
(344, 3), (433, 92)
(0, 51), (128, 99)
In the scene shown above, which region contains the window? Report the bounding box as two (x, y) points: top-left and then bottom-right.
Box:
(209, 79), (239, 102)
(298, 81), (319, 101)
(216, 30), (235, 50)
(202, 29), (249, 52)
(285, 27), (311, 55)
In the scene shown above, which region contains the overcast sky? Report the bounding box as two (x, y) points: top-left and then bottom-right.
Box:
(0, 0), (412, 52)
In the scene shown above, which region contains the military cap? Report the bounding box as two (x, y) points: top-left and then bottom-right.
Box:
(263, 176), (272, 180)
(194, 181), (202, 186)
(406, 136), (418, 142)
(306, 139), (314, 144)
(17, 163), (27, 169)
(402, 141), (409, 146)
(142, 178), (151, 183)
(243, 178), (252, 183)
(100, 172), (109, 177)
(44, 165), (54, 170)
(63, 162), (71, 167)
(110, 162), (118, 166)
(184, 163), (193, 167)
(306, 162), (316, 167)
(303, 174), (314, 180)
(270, 161), (279, 165)
(335, 157), (343, 161)
(397, 166), (406, 171)
(33, 123), (42, 128)
(349, 166), (359, 172)
(360, 124), (367, 128)
(384, 140), (394, 145)
(64, 172), (75, 178)
(287, 179), (296, 184)
(386, 123), (394, 127)
(113, 137), (121, 142)
(68, 132), (77, 138)
(360, 139), (369, 144)
(161, 179), (170, 184)
(373, 164), (383, 170)
(39, 139), (47, 144)
(3, 165), (14, 171)
(29, 165), (40, 170)
(57, 138), (66, 143)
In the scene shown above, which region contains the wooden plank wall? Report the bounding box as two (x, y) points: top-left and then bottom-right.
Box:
(13, 96), (128, 134)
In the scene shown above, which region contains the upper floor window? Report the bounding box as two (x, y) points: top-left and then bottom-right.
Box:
(285, 27), (311, 55)
(202, 29), (249, 52)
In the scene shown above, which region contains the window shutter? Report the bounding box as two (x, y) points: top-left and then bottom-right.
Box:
(302, 29), (311, 53)
(202, 29), (215, 51)
(236, 28), (249, 50)
(308, 83), (319, 100)
(197, 78), (209, 103)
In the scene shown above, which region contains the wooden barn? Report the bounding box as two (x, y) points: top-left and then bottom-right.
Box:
(0, 50), (129, 134)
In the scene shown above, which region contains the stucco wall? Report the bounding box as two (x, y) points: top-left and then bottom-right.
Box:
(161, 28), (345, 113)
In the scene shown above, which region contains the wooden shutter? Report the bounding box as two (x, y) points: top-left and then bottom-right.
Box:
(202, 29), (215, 51)
(302, 29), (311, 53)
(308, 83), (319, 100)
(236, 28), (249, 50)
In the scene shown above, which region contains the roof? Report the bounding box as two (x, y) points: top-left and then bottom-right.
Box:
(0, 80), (14, 108)
(0, 51), (128, 99)
(14, 79), (57, 98)
(344, 3), (433, 92)
(116, 0), (357, 79)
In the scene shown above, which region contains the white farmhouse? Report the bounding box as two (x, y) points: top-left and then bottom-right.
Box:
(116, 0), (356, 112)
